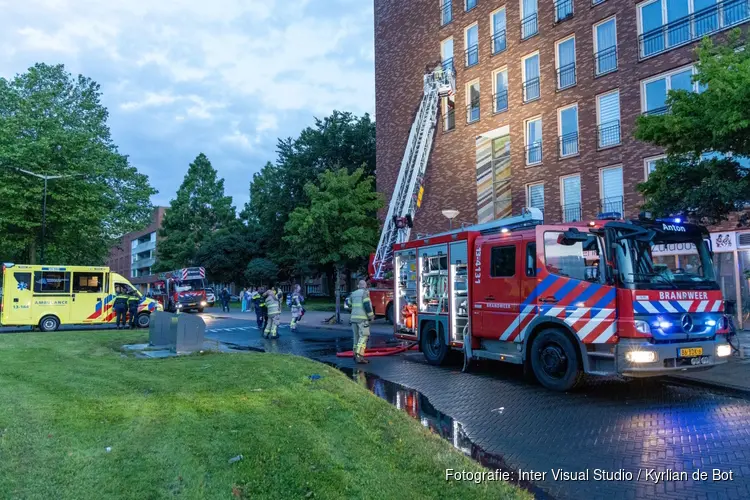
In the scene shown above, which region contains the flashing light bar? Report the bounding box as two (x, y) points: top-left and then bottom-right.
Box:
(597, 212), (622, 220)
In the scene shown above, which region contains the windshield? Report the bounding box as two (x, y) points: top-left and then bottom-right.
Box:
(612, 229), (717, 290)
(174, 279), (206, 292)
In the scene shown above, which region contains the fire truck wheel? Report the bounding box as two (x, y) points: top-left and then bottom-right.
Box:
(386, 303), (394, 325)
(421, 324), (448, 365)
(137, 313), (151, 328)
(39, 315), (60, 332)
(530, 329), (583, 392)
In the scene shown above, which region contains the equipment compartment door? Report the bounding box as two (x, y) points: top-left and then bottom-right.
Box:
(476, 238), (522, 339)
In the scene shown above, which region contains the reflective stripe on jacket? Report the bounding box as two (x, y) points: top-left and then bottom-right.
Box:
(127, 296), (140, 309)
(349, 289), (373, 323)
(113, 294), (129, 309)
(264, 291), (280, 315)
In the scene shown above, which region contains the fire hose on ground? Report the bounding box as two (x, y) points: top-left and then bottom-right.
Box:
(336, 342), (419, 358)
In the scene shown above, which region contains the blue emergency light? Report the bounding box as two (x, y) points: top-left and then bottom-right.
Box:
(597, 212), (622, 220)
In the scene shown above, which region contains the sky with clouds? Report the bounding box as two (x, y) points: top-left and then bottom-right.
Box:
(0, 0), (376, 209)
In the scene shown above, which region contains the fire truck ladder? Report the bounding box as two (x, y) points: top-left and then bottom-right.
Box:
(372, 65), (455, 280)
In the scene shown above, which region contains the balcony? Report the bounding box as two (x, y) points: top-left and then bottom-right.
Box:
(555, 0), (574, 22)
(441, 1), (453, 26)
(466, 103), (480, 124)
(133, 239), (156, 254)
(600, 196), (624, 215)
(442, 58), (455, 75)
(521, 13), (538, 40)
(594, 46), (617, 76)
(643, 106), (669, 116)
(132, 256), (155, 269)
(493, 90), (509, 113)
(526, 142), (543, 165)
(465, 45), (479, 68)
(491, 30), (507, 55)
(523, 77), (540, 103)
(443, 107), (456, 132)
(562, 202), (582, 222)
(558, 132), (579, 157)
(597, 120), (621, 148)
(557, 63), (576, 90)
(639, 0), (750, 59)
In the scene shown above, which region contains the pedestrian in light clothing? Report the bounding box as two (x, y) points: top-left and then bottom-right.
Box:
(127, 290), (140, 329)
(240, 288), (247, 313)
(113, 286), (130, 330)
(263, 287), (281, 339)
(349, 280), (374, 364)
(290, 285), (305, 332)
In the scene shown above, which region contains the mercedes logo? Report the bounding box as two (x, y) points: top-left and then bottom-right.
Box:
(681, 314), (694, 332)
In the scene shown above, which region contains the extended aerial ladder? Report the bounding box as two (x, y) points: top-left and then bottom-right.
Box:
(371, 65), (455, 280)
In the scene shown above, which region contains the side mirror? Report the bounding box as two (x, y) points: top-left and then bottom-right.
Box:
(558, 228), (589, 246)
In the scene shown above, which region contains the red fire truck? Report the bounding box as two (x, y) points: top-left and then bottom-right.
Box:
(151, 267), (208, 313)
(393, 208), (733, 391)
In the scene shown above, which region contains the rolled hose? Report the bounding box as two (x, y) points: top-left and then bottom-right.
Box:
(336, 342), (419, 358)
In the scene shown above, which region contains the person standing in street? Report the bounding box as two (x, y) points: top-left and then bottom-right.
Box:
(220, 288), (230, 312)
(289, 285), (305, 332)
(127, 290), (140, 329)
(113, 286), (130, 330)
(349, 280), (374, 364)
(263, 286), (281, 339)
(240, 288), (247, 313)
(251, 287), (264, 328)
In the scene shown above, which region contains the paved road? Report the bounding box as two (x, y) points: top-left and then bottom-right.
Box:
(205, 316), (750, 500)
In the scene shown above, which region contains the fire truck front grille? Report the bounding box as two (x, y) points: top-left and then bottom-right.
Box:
(650, 336), (715, 345)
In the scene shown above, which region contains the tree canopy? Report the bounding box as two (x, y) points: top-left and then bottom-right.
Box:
(156, 153), (235, 271)
(635, 30), (750, 226)
(0, 63), (156, 264)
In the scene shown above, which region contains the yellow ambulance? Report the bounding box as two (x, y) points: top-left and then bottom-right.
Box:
(0, 263), (162, 332)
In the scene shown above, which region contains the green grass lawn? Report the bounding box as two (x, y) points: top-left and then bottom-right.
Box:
(0, 330), (528, 500)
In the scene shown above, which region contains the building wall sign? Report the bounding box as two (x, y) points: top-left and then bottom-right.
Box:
(650, 231), (736, 256)
(651, 242), (698, 256)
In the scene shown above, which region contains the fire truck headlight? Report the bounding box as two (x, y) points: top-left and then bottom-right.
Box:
(634, 320), (651, 334)
(176, 303), (182, 309)
(200, 300), (207, 307)
(706, 319), (717, 327)
(717, 344), (732, 357)
(626, 350), (657, 363)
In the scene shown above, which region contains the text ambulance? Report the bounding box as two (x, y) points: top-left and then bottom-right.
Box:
(0, 264), (162, 332)
(393, 208), (733, 391)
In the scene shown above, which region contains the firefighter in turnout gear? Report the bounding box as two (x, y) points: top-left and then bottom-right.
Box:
(113, 286), (130, 329)
(289, 285), (304, 331)
(263, 287), (281, 339)
(251, 288), (264, 329)
(350, 280), (374, 364)
(127, 291), (140, 329)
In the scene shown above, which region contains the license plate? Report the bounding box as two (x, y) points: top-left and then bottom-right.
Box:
(679, 347), (703, 358)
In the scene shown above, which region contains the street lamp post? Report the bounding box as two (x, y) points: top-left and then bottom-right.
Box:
(441, 209), (460, 230)
(14, 168), (83, 265)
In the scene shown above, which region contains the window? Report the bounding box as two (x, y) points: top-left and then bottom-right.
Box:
(441, 37), (454, 73)
(522, 52), (540, 102)
(644, 155), (665, 179)
(544, 231), (602, 282)
(115, 282), (138, 296)
(594, 17), (618, 76)
(525, 116), (543, 165)
(491, 246), (516, 277)
(441, 0), (453, 25)
(13, 272), (31, 292)
(527, 182), (544, 212)
(33, 271), (71, 294)
(558, 104), (579, 157)
(73, 272), (104, 293)
(521, 0), (539, 39)
(442, 95), (456, 131)
(466, 0), (477, 11)
(596, 90), (621, 147)
(600, 165), (624, 214)
(641, 65), (697, 115)
(490, 136), (512, 219)
(561, 174), (581, 222)
(556, 36), (576, 90)
(593, 0), (606, 5)
(555, 0), (574, 22)
(526, 242), (538, 276)
(492, 67), (509, 113)
(491, 8), (507, 54)
(131, 240), (138, 250)
(466, 80), (480, 123)
(637, 0), (746, 58)
(465, 24), (479, 67)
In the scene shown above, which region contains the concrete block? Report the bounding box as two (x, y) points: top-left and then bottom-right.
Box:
(175, 314), (206, 354)
(149, 311), (179, 349)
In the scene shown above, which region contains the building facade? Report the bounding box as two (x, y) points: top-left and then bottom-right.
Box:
(106, 207), (166, 289)
(375, 0), (750, 321)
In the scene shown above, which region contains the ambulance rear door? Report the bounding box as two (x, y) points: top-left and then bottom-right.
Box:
(2, 266), (33, 325)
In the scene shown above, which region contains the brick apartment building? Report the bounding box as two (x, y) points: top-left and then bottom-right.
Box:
(374, 0), (750, 323)
(106, 207), (166, 290)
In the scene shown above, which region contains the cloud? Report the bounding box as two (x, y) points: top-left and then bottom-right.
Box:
(0, 0), (375, 207)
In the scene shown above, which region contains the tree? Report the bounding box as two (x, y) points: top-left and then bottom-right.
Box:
(156, 153), (235, 271)
(245, 258), (279, 286)
(194, 222), (258, 285)
(635, 30), (750, 226)
(243, 111), (376, 278)
(284, 167), (383, 322)
(0, 63), (156, 264)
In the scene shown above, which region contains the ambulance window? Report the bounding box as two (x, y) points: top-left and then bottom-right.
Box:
(33, 271), (71, 294)
(490, 246), (516, 277)
(14, 272), (31, 291)
(526, 243), (537, 277)
(73, 272), (104, 293)
(116, 282), (138, 295)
